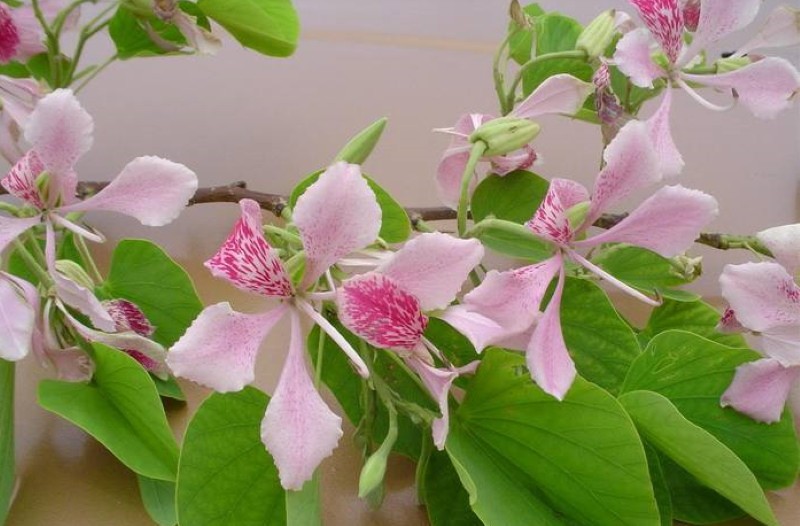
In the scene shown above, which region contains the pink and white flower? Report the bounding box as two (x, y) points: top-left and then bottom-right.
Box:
(436, 74), (593, 208)
(0, 0), (79, 64)
(168, 162), (383, 490)
(337, 232), (484, 448)
(444, 120), (718, 400)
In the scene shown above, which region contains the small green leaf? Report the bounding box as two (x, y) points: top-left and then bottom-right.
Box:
(643, 444), (672, 526)
(333, 117), (387, 165)
(423, 450), (482, 526)
(639, 299), (747, 348)
(535, 13), (582, 55)
(592, 245), (690, 297)
(38, 344), (179, 481)
(471, 170), (549, 224)
(508, 3), (545, 65)
(197, 0), (299, 57)
(424, 318), (478, 368)
(152, 375), (186, 401)
(619, 390), (778, 526)
(138, 475), (177, 526)
(522, 58), (593, 99)
(468, 217), (554, 261)
(109, 7), (186, 59)
(286, 474), (321, 526)
(176, 387), (286, 526)
(0, 360), (13, 525)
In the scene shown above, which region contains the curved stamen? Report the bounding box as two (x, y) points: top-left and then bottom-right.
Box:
(569, 249), (661, 306)
(297, 298), (369, 378)
(50, 213), (106, 244)
(675, 77), (736, 112)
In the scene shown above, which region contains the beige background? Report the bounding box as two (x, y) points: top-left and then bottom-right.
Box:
(4, 0), (800, 524)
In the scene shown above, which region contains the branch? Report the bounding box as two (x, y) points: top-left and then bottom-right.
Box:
(1, 181), (770, 255)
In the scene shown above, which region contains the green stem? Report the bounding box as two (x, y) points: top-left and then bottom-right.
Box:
(493, 31), (515, 115)
(74, 54), (118, 93)
(457, 142), (487, 237)
(505, 49), (588, 113)
(73, 234), (103, 283)
(51, 0), (90, 37)
(415, 434), (433, 505)
(314, 329), (325, 388)
(263, 225), (303, 247)
(0, 360), (14, 525)
(31, 0), (61, 86)
(22, 230), (46, 265)
(66, 13), (115, 85)
(12, 239), (52, 286)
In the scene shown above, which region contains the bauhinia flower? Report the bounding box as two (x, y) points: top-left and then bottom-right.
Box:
(0, 75), (41, 163)
(719, 224), (800, 423)
(168, 162), (383, 490)
(444, 119), (718, 400)
(337, 232), (484, 448)
(436, 74), (593, 208)
(0, 0), (79, 63)
(614, 0), (800, 175)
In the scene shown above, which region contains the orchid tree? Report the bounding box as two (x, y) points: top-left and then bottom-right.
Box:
(2, 0), (800, 525)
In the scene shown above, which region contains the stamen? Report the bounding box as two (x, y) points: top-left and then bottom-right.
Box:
(675, 77), (736, 112)
(569, 249), (661, 306)
(297, 299), (370, 378)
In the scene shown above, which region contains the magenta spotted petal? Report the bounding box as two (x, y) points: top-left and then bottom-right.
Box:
(338, 272), (428, 352)
(103, 299), (155, 337)
(0, 4), (19, 63)
(526, 179), (589, 244)
(721, 358), (800, 423)
(205, 199), (293, 298)
(629, 0), (684, 63)
(2, 150), (45, 208)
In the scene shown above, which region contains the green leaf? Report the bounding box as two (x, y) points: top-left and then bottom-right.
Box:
(535, 13), (582, 55)
(423, 450), (482, 526)
(153, 375), (187, 401)
(471, 170), (549, 224)
(286, 474), (321, 526)
(290, 171), (411, 243)
(592, 245), (690, 297)
(639, 299), (747, 348)
(138, 475), (177, 526)
(622, 331), (800, 490)
(643, 444), (672, 526)
(102, 239), (203, 348)
(619, 390), (778, 526)
(25, 53), (53, 85)
(451, 349), (660, 525)
(0, 61), (29, 78)
(508, 3), (545, 65)
(176, 387), (285, 526)
(560, 278), (641, 394)
(109, 7), (186, 59)
(424, 318), (478, 368)
(38, 344), (179, 481)
(0, 360), (13, 525)
(609, 65), (662, 114)
(333, 117), (387, 165)
(469, 217), (555, 261)
(197, 0), (299, 57)
(522, 58), (593, 100)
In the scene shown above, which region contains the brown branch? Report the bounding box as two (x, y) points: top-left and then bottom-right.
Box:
(0, 181), (769, 255)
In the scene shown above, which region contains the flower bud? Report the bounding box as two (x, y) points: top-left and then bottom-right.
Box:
(715, 56), (751, 74)
(357, 447), (390, 499)
(55, 260), (95, 290)
(334, 117), (388, 165)
(470, 117), (541, 157)
(576, 10), (617, 58)
(284, 251), (306, 288)
(669, 254), (703, 281)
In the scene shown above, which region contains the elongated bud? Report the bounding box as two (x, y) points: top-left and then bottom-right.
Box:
(334, 117), (388, 165)
(284, 251), (306, 287)
(715, 56), (751, 74)
(564, 201), (590, 231)
(576, 10), (617, 58)
(509, 0), (530, 29)
(470, 117), (540, 157)
(357, 447), (390, 500)
(55, 260), (95, 290)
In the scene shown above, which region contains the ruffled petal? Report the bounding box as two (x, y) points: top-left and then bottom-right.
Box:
(681, 58), (800, 119)
(737, 5), (800, 55)
(167, 302), (288, 391)
(205, 199), (293, 298)
(721, 359), (800, 423)
(438, 306), (508, 353)
(405, 356), (462, 449)
(58, 156), (198, 226)
(757, 224), (800, 275)
(0, 213), (39, 254)
(526, 268), (575, 400)
(683, 0), (761, 62)
(337, 272), (428, 351)
(577, 185), (718, 258)
(0, 273), (36, 361)
(719, 262), (800, 334)
(489, 146), (538, 176)
(614, 28), (666, 88)
(261, 309), (343, 490)
(629, 0), (685, 63)
(511, 74), (593, 119)
(588, 120), (661, 224)
(377, 233), (484, 311)
(293, 162), (382, 286)
(526, 179), (589, 244)
(645, 89), (684, 178)
(2, 150), (45, 208)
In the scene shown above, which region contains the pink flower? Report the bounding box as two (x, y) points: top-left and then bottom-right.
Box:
(436, 74), (593, 208)
(0, 0), (78, 64)
(0, 75), (42, 163)
(444, 120), (718, 400)
(336, 232), (484, 448)
(168, 162), (383, 490)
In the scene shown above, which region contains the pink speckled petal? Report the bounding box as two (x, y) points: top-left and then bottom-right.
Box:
(438, 306), (508, 353)
(489, 146), (538, 176)
(683, 0), (761, 63)
(0, 75), (40, 127)
(527, 179), (589, 244)
(526, 269), (575, 401)
(682, 58), (800, 119)
(378, 233), (484, 311)
(8, 6), (46, 60)
(646, 89), (684, 178)
(628, 0), (684, 63)
(718, 306), (745, 334)
(757, 224), (800, 275)
(103, 299), (155, 337)
(0, 213), (39, 254)
(59, 156), (198, 226)
(0, 273), (36, 361)
(737, 6), (800, 55)
(435, 114), (491, 208)
(338, 272), (428, 351)
(205, 199), (293, 298)
(0, 4), (20, 63)
(405, 356), (459, 449)
(294, 162), (382, 286)
(511, 74), (593, 119)
(261, 309), (343, 490)
(588, 120), (661, 224)
(578, 185), (718, 258)
(167, 302), (288, 392)
(720, 262), (800, 337)
(2, 150), (45, 208)
(721, 359), (800, 423)
(614, 28), (666, 88)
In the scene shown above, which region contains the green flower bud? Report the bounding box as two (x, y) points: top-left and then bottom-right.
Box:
(334, 117), (388, 165)
(715, 56), (751, 74)
(669, 254), (703, 281)
(565, 201), (591, 231)
(576, 10), (617, 58)
(284, 251), (306, 288)
(357, 447), (390, 499)
(470, 117), (541, 157)
(55, 260), (95, 290)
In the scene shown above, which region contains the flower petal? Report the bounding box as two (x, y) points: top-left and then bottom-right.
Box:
(760, 325), (800, 367)
(527, 178), (589, 244)
(489, 146), (538, 176)
(24, 89), (92, 177)
(719, 262), (800, 335)
(0, 75), (40, 127)
(511, 74), (593, 119)
(683, 0), (761, 62)
(737, 6), (800, 55)
(173, 12), (222, 55)
(721, 359), (800, 423)
(645, 88), (684, 178)
(9, 6), (46, 60)
(405, 356), (460, 450)
(378, 233), (484, 311)
(337, 272), (428, 351)
(2, 150), (45, 208)
(103, 298), (155, 337)
(681, 58), (800, 119)
(628, 0), (684, 63)
(0, 273), (36, 361)
(59, 156), (198, 226)
(717, 306), (745, 333)
(578, 185), (718, 258)
(436, 146), (472, 209)
(0, 213), (39, 254)
(204, 199), (293, 298)
(293, 162), (382, 286)
(757, 224), (800, 275)
(588, 120), (661, 224)
(526, 268), (575, 400)
(167, 302), (288, 391)
(438, 306), (509, 353)
(261, 309), (343, 490)
(614, 28), (666, 88)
